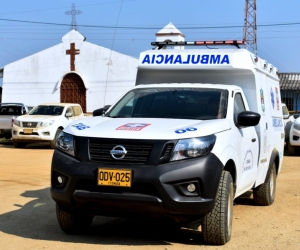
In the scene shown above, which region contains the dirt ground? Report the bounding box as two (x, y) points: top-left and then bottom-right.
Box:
(0, 140), (300, 250)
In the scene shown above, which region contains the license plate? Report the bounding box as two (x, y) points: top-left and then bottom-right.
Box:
(98, 169), (132, 187)
(23, 129), (33, 134)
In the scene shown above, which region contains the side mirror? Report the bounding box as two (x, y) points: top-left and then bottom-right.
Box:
(93, 108), (104, 117)
(93, 105), (111, 117)
(65, 112), (73, 117)
(237, 111), (261, 127)
(293, 114), (299, 119)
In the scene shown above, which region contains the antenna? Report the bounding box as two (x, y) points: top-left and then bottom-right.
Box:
(65, 3), (82, 30)
(243, 0), (257, 55)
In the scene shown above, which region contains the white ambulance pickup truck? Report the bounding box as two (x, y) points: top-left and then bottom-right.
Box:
(50, 40), (284, 245)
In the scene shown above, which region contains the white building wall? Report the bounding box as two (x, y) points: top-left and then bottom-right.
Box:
(2, 30), (138, 112)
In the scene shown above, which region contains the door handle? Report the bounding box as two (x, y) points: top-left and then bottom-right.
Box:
(252, 138), (256, 142)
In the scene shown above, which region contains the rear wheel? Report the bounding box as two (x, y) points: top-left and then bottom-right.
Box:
(56, 204), (94, 234)
(50, 128), (62, 149)
(253, 162), (276, 206)
(13, 141), (27, 148)
(202, 171), (234, 245)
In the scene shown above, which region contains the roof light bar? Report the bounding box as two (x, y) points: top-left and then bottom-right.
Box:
(152, 40), (245, 49)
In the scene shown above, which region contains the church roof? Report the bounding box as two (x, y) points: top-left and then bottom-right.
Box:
(156, 22), (185, 37)
(279, 73), (300, 91)
(62, 29), (86, 43)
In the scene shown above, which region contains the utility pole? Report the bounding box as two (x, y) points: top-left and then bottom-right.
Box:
(65, 3), (82, 30)
(243, 0), (257, 55)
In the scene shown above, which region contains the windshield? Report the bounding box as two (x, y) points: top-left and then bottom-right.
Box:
(29, 105), (64, 116)
(0, 105), (22, 115)
(107, 88), (228, 120)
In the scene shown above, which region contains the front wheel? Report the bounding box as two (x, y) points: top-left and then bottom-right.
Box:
(4, 134), (12, 139)
(253, 162), (276, 206)
(288, 141), (295, 155)
(50, 128), (62, 149)
(202, 171), (234, 245)
(56, 204), (94, 234)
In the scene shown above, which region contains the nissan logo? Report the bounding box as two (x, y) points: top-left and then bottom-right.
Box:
(110, 145), (127, 160)
(28, 122), (32, 127)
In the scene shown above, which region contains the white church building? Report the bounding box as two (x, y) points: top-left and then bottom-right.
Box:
(0, 23), (184, 112)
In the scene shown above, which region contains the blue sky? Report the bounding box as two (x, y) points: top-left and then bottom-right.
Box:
(0, 0), (300, 86)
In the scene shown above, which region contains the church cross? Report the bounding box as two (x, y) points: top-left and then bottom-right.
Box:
(66, 43), (80, 71)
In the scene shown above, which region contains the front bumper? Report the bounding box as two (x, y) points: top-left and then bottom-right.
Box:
(12, 125), (55, 142)
(51, 149), (224, 222)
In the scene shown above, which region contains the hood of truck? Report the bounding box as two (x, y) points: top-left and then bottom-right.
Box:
(64, 117), (231, 140)
(17, 115), (62, 122)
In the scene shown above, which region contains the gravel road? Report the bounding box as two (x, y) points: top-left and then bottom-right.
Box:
(0, 141), (299, 250)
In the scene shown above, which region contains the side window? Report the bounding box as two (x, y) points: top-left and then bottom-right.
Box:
(234, 93), (246, 124)
(73, 106), (82, 116)
(66, 107), (74, 116)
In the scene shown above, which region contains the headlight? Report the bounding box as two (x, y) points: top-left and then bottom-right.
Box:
(13, 119), (20, 127)
(41, 120), (55, 127)
(56, 131), (75, 156)
(293, 123), (300, 131)
(170, 135), (216, 162)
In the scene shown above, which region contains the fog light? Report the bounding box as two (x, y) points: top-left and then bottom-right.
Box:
(57, 176), (63, 184)
(187, 183), (196, 193)
(42, 132), (50, 136)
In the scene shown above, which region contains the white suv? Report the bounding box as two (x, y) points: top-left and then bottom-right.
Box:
(12, 103), (85, 148)
(282, 103), (297, 142)
(288, 116), (300, 155)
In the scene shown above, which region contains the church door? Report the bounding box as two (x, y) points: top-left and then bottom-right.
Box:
(60, 73), (86, 112)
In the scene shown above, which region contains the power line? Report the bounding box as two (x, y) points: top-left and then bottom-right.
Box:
(1, 18), (300, 30)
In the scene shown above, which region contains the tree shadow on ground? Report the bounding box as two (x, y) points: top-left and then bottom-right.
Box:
(0, 187), (208, 246)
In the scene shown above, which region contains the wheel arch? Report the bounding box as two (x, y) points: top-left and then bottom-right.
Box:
(269, 148), (280, 176)
(223, 159), (237, 195)
(223, 159), (236, 184)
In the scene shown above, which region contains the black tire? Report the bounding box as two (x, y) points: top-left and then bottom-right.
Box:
(288, 141), (295, 155)
(56, 204), (94, 234)
(13, 141), (27, 148)
(253, 162), (276, 206)
(50, 128), (62, 149)
(4, 134), (12, 139)
(202, 171), (234, 245)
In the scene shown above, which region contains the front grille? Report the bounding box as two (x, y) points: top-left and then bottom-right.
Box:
(89, 142), (153, 165)
(20, 132), (39, 135)
(22, 122), (38, 128)
(160, 143), (174, 158)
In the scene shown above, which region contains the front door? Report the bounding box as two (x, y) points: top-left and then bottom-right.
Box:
(233, 92), (259, 194)
(60, 73), (86, 113)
